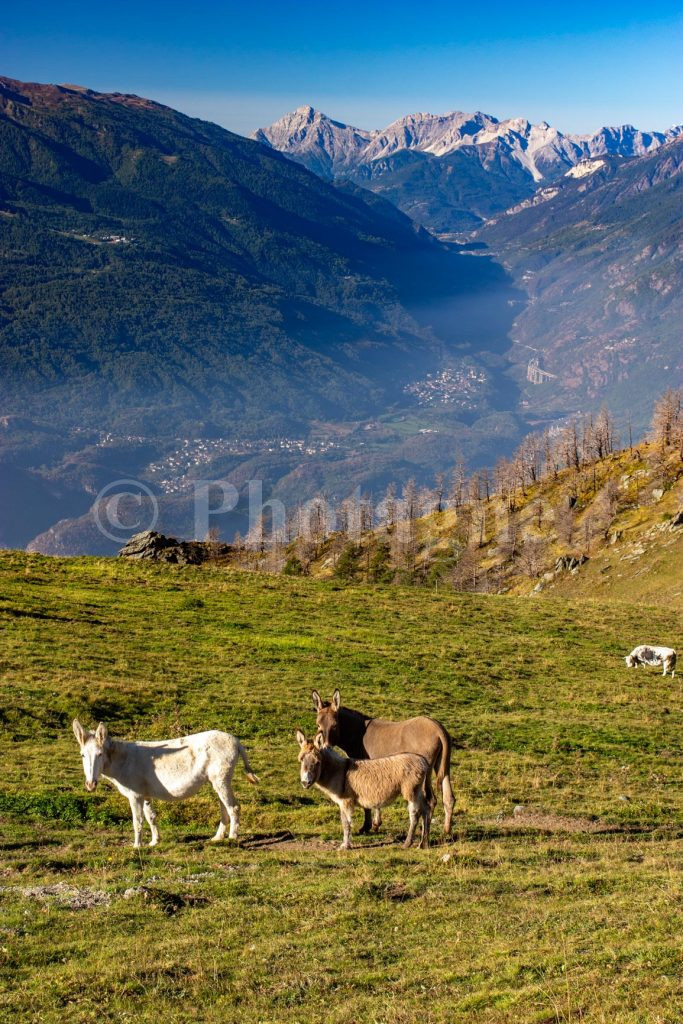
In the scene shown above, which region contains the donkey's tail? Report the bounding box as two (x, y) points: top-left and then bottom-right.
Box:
(433, 722), (455, 835)
(434, 724), (452, 787)
(238, 742), (259, 784)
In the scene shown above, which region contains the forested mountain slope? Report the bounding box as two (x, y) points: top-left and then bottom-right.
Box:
(479, 139), (683, 434)
(0, 76), (514, 434)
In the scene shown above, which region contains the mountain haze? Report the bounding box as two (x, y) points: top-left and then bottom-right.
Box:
(0, 76), (520, 552)
(2, 77), (680, 555)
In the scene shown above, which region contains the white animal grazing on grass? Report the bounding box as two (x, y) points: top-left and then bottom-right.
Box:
(625, 645), (677, 677)
(72, 720), (259, 847)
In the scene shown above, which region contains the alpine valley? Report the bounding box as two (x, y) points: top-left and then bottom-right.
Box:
(1, 77), (681, 552)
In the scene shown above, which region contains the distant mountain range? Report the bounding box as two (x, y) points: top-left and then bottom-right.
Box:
(255, 105), (683, 430)
(254, 107), (683, 232)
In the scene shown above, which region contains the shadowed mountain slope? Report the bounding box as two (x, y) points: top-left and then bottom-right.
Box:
(478, 139), (683, 434)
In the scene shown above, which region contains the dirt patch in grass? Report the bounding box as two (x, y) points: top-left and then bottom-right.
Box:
(487, 809), (619, 834)
(2, 883), (111, 909)
(364, 881), (417, 902)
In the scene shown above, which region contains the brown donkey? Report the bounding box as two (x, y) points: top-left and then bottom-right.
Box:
(312, 689), (455, 835)
(296, 730), (432, 850)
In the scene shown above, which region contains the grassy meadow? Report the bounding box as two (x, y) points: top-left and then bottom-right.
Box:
(0, 550), (681, 1023)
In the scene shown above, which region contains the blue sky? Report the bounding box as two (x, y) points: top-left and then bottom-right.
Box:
(2, 2), (682, 135)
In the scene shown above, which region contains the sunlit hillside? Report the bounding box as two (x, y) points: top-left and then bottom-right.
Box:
(0, 550), (680, 1022)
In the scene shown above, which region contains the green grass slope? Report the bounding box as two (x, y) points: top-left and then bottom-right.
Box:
(0, 553), (681, 1022)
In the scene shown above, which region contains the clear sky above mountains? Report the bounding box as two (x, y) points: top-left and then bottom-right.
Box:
(2, 1), (681, 136)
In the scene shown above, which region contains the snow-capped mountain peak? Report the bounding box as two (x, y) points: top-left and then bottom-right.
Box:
(254, 106), (683, 182)
(252, 107), (683, 233)
(252, 106), (376, 179)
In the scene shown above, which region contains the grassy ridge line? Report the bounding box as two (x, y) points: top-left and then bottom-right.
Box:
(0, 552), (681, 1023)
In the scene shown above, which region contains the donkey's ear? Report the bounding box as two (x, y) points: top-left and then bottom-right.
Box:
(295, 729), (307, 747)
(314, 732), (325, 750)
(72, 719), (86, 745)
(312, 690), (323, 711)
(94, 722), (108, 746)
(332, 689), (341, 710)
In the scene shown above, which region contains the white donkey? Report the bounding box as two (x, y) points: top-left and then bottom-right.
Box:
(72, 720), (258, 847)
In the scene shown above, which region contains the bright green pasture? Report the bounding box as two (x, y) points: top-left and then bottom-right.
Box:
(0, 552), (680, 1023)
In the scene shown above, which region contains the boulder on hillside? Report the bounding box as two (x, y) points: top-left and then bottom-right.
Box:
(118, 530), (230, 565)
(554, 553), (588, 574)
(669, 509), (683, 530)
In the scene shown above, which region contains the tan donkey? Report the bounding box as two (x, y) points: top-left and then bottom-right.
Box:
(313, 689), (455, 835)
(295, 730), (432, 850)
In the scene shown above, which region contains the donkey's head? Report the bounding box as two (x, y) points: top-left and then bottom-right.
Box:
(295, 729), (326, 788)
(311, 689), (341, 746)
(72, 720), (109, 791)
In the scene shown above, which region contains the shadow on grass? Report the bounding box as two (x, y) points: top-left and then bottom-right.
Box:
(0, 837), (62, 851)
(1, 607), (102, 624)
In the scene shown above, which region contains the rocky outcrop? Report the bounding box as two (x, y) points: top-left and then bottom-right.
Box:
(118, 530), (230, 565)
(554, 554), (588, 574)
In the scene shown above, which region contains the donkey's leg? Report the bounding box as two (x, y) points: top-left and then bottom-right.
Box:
(225, 782), (240, 840)
(441, 774), (456, 836)
(143, 801), (159, 847)
(339, 801), (354, 850)
(210, 775), (239, 841)
(419, 793), (432, 850)
(129, 796), (144, 848)
(425, 770), (437, 813)
(404, 800), (419, 849)
(359, 808), (373, 834)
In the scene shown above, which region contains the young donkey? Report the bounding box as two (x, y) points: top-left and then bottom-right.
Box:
(296, 730), (432, 850)
(72, 721), (258, 847)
